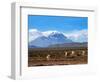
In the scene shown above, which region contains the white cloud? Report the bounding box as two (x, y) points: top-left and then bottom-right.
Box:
(65, 29), (88, 42)
(29, 29), (43, 42)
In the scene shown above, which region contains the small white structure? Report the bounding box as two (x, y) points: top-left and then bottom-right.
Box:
(65, 51), (68, 57)
(46, 54), (50, 60)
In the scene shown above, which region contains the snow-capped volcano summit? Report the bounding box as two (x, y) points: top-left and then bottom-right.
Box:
(28, 29), (88, 48)
(29, 29), (73, 47)
(43, 30), (61, 37)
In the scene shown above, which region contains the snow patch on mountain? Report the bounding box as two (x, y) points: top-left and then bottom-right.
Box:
(43, 30), (61, 37)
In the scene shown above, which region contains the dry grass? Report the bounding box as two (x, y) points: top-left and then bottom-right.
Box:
(28, 47), (88, 67)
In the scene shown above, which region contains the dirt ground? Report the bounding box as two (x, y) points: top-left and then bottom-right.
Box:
(28, 56), (87, 67)
(28, 47), (88, 67)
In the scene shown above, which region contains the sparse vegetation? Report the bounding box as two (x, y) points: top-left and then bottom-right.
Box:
(28, 47), (88, 67)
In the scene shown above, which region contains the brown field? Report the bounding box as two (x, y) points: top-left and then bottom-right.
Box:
(28, 47), (88, 67)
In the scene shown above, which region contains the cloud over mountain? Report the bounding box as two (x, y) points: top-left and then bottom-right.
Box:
(65, 29), (88, 42)
(28, 29), (88, 47)
(29, 29), (43, 42)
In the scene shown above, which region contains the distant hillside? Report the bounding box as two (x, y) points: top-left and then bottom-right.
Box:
(28, 45), (38, 48)
(48, 42), (87, 48)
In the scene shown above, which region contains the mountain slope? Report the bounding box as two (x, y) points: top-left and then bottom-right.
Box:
(48, 42), (87, 48)
(29, 32), (73, 47)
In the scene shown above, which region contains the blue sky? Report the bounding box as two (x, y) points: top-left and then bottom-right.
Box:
(28, 15), (88, 33)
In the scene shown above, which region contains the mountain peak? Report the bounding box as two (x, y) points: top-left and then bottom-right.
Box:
(29, 31), (73, 48)
(28, 29), (87, 48)
(43, 30), (61, 37)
